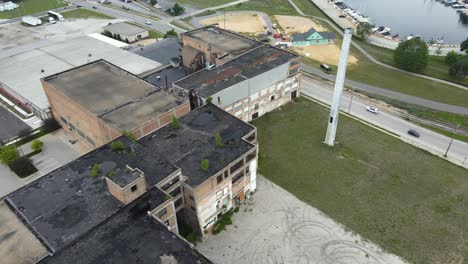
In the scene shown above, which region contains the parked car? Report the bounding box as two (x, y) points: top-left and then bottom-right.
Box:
(339, 14), (346, 18)
(320, 63), (331, 72)
(145, 20), (152, 25)
(366, 106), (379, 114)
(407, 129), (420, 138)
(92, 6), (98, 9)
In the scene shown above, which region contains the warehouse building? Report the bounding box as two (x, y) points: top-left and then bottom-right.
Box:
(0, 36), (161, 120)
(180, 26), (262, 71)
(42, 60), (188, 148)
(174, 28), (301, 122)
(103, 22), (149, 43)
(2, 103), (257, 263)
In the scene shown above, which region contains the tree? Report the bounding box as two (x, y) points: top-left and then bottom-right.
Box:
(215, 132), (223, 147)
(394, 38), (428, 72)
(0, 145), (19, 165)
(449, 58), (468, 78)
(201, 159), (209, 172)
(460, 37), (468, 54)
(90, 164), (100, 177)
(150, 0), (157, 6)
(435, 46), (442, 56)
(356, 22), (372, 40)
(205, 96), (213, 104)
(172, 115), (180, 129)
(445, 51), (459, 66)
(164, 29), (178, 38)
(171, 3), (185, 16)
(31, 140), (44, 153)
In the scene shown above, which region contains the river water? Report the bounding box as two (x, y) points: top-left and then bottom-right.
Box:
(344, 0), (468, 44)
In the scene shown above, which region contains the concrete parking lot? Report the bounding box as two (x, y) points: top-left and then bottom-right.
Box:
(0, 129), (86, 197)
(0, 106), (30, 143)
(197, 176), (406, 264)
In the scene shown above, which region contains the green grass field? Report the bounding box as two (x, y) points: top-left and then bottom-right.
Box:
(252, 98), (468, 264)
(356, 39), (468, 87)
(173, 0), (235, 8)
(223, 0), (297, 16)
(0, 0), (66, 19)
(61, 8), (114, 19)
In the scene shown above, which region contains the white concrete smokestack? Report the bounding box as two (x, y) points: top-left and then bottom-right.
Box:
(325, 28), (353, 146)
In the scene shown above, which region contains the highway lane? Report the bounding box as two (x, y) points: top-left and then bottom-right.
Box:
(301, 77), (468, 168)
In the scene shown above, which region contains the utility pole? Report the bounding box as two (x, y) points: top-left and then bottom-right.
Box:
(443, 124), (460, 158)
(324, 28), (353, 146)
(347, 89), (354, 113)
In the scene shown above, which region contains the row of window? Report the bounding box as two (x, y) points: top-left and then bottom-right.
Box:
(60, 116), (96, 146)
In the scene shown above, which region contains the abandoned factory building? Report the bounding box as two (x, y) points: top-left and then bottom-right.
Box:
(42, 60), (189, 148)
(174, 27), (301, 122)
(3, 104), (257, 263)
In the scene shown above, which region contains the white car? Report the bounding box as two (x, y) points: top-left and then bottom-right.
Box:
(366, 106), (379, 114)
(145, 20), (152, 25)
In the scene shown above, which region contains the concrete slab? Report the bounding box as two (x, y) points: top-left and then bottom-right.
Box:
(196, 175), (406, 264)
(0, 105), (30, 143)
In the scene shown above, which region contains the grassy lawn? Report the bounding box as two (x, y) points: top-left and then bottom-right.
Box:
(223, 0), (297, 16)
(0, 0), (66, 19)
(252, 98), (468, 264)
(356, 39), (468, 87)
(61, 8), (114, 19)
(173, 0), (237, 8)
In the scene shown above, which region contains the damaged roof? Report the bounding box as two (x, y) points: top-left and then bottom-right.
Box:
(173, 44), (297, 97)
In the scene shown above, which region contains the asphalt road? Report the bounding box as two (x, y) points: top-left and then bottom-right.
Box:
(301, 64), (468, 115)
(71, 0), (185, 32)
(300, 77), (468, 168)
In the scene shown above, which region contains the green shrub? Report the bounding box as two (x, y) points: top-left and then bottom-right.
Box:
(90, 164), (100, 177)
(445, 51), (459, 65)
(215, 132), (223, 147)
(201, 159), (209, 172)
(172, 115), (180, 129)
(111, 140), (125, 152)
(121, 130), (136, 141)
(206, 96), (213, 104)
(31, 139), (44, 152)
(0, 145), (19, 165)
(449, 58), (468, 78)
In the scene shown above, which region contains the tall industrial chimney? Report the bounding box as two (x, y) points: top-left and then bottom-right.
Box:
(325, 28), (353, 146)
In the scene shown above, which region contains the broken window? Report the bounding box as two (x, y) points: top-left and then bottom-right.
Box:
(216, 175), (223, 184)
(131, 185), (138, 192)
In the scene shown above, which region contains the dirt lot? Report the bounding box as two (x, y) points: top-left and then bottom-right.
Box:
(196, 176), (406, 264)
(274, 15), (358, 66)
(0, 17), (121, 51)
(295, 44), (358, 66)
(274, 15), (327, 33)
(199, 13), (265, 34)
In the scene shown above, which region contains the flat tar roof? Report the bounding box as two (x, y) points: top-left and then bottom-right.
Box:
(174, 44), (297, 97)
(182, 26), (261, 59)
(0, 36), (161, 111)
(128, 37), (180, 65)
(139, 104), (256, 187)
(41, 188), (211, 264)
(44, 60), (183, 131)
(103, 22), (148, 36)
(6, 136), (177, 252)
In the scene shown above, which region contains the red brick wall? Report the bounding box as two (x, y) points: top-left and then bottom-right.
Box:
(42, 80), (120, 148)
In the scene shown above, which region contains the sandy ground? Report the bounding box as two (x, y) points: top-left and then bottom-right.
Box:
(199, 13), (265, 34)
(295, 44), (358, 66)
(274, 15), (327, 33)
(0, 17), (122, 51)
(197, 175), (406, 264)
(274, 15), (358, 66)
